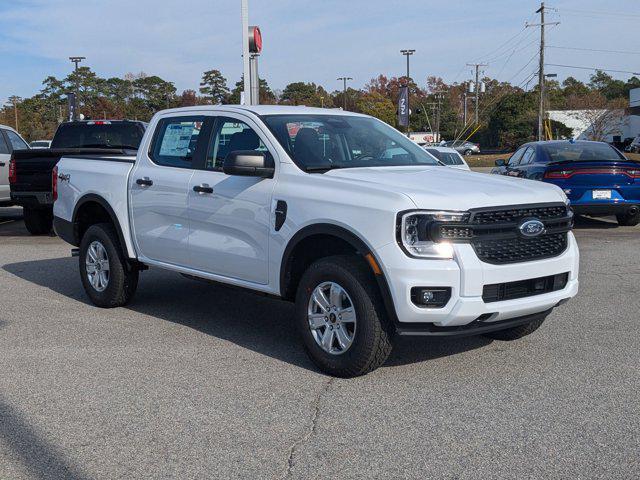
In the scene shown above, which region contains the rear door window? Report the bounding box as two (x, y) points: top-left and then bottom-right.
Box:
(150, 117), (206, 169)
(520, 147), (536, 165)
(508, 147), (526, 166)
(0, 131), (9, 154)
(5, 130), (29, 151)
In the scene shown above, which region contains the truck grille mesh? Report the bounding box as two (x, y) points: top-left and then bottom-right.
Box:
(472, 232), (568, 264)
(432, 204), (572, 265)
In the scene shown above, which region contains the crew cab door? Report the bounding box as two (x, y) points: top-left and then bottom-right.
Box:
(185, 114), (276, 284)
(0, 130), (10, 201)
(129, 115), (207, 267)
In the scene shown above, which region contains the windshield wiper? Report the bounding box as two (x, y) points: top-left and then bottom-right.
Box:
(305, 164), (343, 173)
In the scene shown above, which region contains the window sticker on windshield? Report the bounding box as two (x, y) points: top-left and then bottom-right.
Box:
(160, 123), (197, 157)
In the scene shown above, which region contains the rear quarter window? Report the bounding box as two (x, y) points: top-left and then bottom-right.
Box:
(150, 117), (205, 168)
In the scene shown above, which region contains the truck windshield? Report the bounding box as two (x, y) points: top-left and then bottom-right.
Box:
(51, 123), (145, 150)
(262, 114), (440, 172)
(543, 142), (625, 162)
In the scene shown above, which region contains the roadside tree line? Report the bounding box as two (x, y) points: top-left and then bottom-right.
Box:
(1, 66), (638, 147)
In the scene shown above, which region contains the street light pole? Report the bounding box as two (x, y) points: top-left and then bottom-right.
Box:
(69, 56), (85, 121)
(337, 77), (352, 110)
(400, 49), (415, 136)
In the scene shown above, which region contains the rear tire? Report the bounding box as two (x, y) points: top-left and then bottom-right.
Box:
(483, 316), (547, 341)
(23, 207), (52, 235)
(463, 149), (473, 156)
(616, 211), (640, 227)
(295, 255), (393, 378)
(79, 223), (138, 308)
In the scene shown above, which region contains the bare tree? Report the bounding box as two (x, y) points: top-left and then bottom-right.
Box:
(566, 92), (627, 141)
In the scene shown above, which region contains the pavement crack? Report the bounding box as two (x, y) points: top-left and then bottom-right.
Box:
(282, 377), (334, 479)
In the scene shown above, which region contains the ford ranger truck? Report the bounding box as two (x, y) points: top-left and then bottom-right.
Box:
(53, 106), (579, 377)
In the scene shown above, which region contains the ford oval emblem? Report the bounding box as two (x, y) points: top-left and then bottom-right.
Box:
(519, 219), (545, 237)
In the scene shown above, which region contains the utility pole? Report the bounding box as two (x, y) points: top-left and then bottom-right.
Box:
(337, 77), (352, 110)
(466, 63), (487, 125)
(8, 96), (22, 132)
(527, 2), (559, 141)
(69, 56), (85, 121)
(400, 49), (415, 136)
(462, 90), (468, 127)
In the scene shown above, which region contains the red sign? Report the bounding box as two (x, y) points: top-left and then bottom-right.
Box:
(249, 26), (262, 53)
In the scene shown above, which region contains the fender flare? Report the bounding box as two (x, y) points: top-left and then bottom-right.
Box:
(72, 194), (129, 258)
(279, 223), (399, 323)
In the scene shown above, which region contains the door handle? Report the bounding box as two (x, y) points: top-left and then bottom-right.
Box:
(0, 162), (5, 167)
(136, 177), (153, 187)
(193, 184), (214, 194)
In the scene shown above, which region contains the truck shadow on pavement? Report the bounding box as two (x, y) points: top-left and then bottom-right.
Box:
(3, 257), (491, 372)
(0, 396), (89, 480)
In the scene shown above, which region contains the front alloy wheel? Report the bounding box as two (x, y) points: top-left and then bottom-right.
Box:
(308, 281), (357, 355)
(85, 240), (110, 292)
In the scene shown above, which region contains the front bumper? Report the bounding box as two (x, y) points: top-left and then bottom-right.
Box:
(375, 232), (579, 329)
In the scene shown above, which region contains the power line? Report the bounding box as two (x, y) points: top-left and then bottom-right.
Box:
(547, 45), (640, 55)
(553, 7), (640, 19)
(545, 63), (640, 76)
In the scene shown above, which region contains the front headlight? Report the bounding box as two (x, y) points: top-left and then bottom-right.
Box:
(398, 210), (468, 259)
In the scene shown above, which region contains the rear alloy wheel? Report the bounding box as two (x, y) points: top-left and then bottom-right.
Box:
(296, 255), (393, 377)
(79, 223), (138, 308)
(616, 211), (640, 227)
(463, 149), (473, 156)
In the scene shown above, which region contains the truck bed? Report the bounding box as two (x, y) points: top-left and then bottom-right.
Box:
(10, 148), (133, 206)
(53, 154), (138, 257)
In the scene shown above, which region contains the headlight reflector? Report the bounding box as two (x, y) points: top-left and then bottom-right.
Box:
(399, 211), (468, 259)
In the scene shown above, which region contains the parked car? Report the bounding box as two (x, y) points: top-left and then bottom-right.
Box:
(0, 124), (30, 205)
(625, 135), (640, 154)
(53, 105), (578, 377)
(491, 140), (640, 226)
(10, 120), (146, 234)
(424, 146), (471, 170)
(441, 140), (480, 156)
(30, 140), (52, 149)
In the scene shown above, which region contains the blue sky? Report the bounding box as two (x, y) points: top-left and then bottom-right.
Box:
(1, 0), (638, 104)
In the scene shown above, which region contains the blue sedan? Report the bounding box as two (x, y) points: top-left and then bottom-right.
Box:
(491, 140), (640, 226)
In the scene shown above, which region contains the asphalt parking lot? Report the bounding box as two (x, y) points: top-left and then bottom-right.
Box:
(1, 205), (639, 479)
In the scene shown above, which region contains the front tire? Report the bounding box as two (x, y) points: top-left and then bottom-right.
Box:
(483, 316), (547, 341)
(295, 255), (393, 377)
(79, 223), (138, 308)
(23, 207), (52, 235)
(616, 211), (640, 227)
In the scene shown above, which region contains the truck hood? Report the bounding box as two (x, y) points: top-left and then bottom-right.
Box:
(325, 166), (567, 210)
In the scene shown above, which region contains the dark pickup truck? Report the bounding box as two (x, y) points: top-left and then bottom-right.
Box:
(10, 120), (146, 234)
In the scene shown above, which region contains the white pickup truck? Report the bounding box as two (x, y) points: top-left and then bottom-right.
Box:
(53, 105), (579, 377)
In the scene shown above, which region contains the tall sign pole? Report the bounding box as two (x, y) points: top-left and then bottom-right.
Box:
(400, 49), (415, 137)
(241, 0), (251, 105)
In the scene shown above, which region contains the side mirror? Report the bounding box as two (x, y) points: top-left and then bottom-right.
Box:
(223, 151), (274, 178)
(495, 159), (506, 167)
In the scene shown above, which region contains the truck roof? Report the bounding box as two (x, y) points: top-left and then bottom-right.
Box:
(155, 105), (368, 117)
